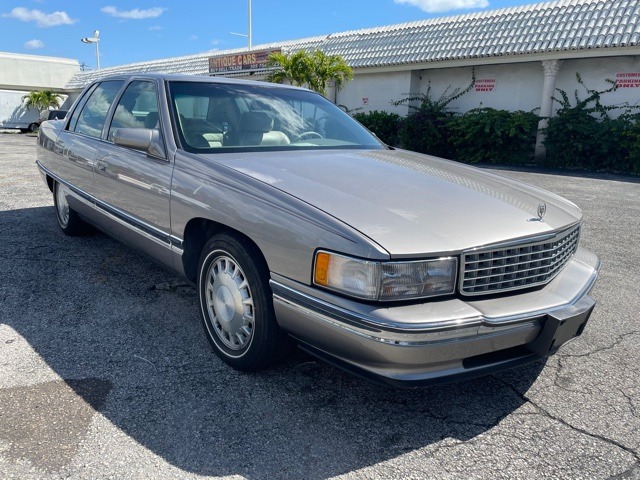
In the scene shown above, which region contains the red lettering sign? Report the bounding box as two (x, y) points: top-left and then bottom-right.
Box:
(616, 73), (640, 87)
(475, 79), (496, 92)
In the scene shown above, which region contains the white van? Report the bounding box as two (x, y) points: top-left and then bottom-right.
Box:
(0, 89), (40, 132)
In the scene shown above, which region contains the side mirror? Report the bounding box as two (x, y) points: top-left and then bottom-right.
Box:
(112, 128), (166, 158)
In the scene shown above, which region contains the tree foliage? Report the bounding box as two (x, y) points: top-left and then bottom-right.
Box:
(22, 90), (62, 111)
(266, 50), (353, 97)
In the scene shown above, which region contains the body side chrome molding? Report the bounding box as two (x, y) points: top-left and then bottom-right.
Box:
(37, 161), (183, 253)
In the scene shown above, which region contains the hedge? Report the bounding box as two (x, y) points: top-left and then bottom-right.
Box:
(351, 77), (640, 174)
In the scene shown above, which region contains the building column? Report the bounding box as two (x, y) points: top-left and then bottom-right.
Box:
(408, 70), (422, 113)
(326, 80), (337, 104)
(535, 59), (562, 160)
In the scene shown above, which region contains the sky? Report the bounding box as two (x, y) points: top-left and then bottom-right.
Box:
(1, 0), (539, 69)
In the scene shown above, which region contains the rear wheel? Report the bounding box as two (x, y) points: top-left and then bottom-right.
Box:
(53, 181), (89, 236)
(197, 233), (291, 371)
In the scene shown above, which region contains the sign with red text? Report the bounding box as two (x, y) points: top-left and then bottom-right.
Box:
(475, 79), (496, 92)
(209, 49), (281, 73)
(616, 73), (640, 88)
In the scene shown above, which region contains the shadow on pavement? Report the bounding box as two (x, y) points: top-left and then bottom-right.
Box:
(0, 206), (544, 479)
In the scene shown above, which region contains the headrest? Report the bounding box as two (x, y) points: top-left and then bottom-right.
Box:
(144, 111), (159, 128)
(240, 111), (273, 133)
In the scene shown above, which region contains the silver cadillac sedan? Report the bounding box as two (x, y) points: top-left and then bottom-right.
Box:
(37, 73), (599, 386)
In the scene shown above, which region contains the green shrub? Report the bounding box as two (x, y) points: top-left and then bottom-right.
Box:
(394, 73), (475, 158)
(397, 105), (454, 158)
(544, 109), (604, 168)
(352, 110), (401, 146)
(622, 115), (640, 174)
(544, 73), (640, 173)
(448, 108), (538, 164)
(359, 72), (640, 174)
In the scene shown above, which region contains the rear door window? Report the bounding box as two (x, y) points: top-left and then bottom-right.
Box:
(71, 81), (124, 138)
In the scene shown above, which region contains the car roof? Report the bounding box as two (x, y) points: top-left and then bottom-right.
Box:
(88, 72), (312, 93)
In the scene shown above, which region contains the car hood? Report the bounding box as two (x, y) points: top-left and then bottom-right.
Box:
(210, 149), (582, 257)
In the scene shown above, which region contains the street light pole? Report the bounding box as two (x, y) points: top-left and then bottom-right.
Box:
(229, 2), (253, 50)
(81, 30), (100, 69)
(248, 0), (252, 50)
(95, 34), (100, 69)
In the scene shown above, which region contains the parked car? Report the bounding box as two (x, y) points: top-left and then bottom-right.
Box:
(36, 109), (67, 129)
(36, 74), (600, 386)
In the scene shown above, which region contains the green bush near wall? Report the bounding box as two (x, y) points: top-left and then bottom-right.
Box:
(448, 108), (539, 164)
(357, 106), (539, 165)
(351, 73), (640, 174)
(397, 104), (454, 159)
(545, 110), (640, 174)
(543, 74), (640, 174)
(353, 105), (640, 174)
(352, 110), (401, 146)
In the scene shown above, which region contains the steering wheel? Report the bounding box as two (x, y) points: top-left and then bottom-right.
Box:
(200, 120), (224, 133)
(297, 131), (323, 141)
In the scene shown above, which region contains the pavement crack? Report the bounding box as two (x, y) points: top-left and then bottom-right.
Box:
(619, 388), (640, 420)
(492, 375), (640, 465)
(558, 330), (640, 359)
(551, 356), (590, 394)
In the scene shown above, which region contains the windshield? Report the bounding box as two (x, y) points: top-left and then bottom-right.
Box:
(168, 81), (382, 153)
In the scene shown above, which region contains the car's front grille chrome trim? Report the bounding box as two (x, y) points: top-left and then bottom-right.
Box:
(460, 224), (580, 296)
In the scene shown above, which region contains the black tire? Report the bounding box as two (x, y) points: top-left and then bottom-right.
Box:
(28, 122), (39, 133)
(53, 181), (90, 236)
(197, 233), (291, 371)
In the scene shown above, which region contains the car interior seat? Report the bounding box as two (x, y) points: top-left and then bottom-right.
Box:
(224, 111), (290, 146)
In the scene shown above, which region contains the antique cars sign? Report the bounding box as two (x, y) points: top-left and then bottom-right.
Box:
(208, 48), (281, 73)
(36, 73), (599, 387)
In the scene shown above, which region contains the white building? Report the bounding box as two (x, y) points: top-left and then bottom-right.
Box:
(0, 52), (79, 130)
(63, 0), (640, 155)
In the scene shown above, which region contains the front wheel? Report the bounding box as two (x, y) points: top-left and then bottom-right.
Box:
(197, 233), (291, 371)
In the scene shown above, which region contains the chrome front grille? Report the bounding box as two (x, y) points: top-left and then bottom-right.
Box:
(461, 225), (580, 296)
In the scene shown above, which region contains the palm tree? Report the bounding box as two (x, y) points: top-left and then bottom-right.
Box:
(307, 50), (353, 97)
(265, 50), (313, 88)
(22, 90), (62, 112)
(266, 50), (353, 97)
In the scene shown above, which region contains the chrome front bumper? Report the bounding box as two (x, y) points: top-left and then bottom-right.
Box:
(270, 247), (600, 387)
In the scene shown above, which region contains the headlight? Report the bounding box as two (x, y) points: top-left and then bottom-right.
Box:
(313, 251), (457, 301)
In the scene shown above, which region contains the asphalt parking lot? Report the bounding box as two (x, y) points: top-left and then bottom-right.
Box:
(1, 132), (639, 479)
